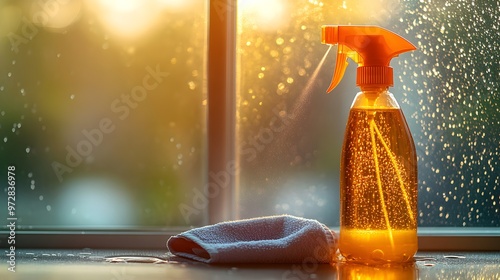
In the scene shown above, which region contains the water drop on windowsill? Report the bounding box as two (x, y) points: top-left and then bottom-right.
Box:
(444, 255), (466, 259)
(105, 256), (169, 264)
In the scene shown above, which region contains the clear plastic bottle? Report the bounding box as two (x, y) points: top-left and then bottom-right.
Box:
(339, 88), (418, 263)
(321, 26), (418, 263)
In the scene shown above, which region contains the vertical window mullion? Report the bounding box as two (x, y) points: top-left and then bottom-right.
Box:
(208, 0), (237, 223)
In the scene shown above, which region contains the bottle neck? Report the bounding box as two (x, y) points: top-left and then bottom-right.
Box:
(360, 86), (390, 93)
(350, 88), (400, 110)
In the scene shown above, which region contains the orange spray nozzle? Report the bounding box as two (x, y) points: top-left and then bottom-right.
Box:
(321, 25), (416, 93)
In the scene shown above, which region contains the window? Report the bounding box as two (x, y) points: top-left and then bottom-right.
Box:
(1, 0), (499, 249)
(0, 0), (207, 230)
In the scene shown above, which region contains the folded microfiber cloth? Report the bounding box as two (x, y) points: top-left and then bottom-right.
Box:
(166, 215), (338, 264)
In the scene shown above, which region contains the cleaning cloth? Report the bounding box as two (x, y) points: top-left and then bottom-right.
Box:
(167, 215), (338, 263)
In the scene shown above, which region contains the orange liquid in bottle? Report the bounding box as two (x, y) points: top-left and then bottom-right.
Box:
(340, 108), (418, 263)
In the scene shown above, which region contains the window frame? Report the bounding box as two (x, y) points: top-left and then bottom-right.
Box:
(207, 0), (238, 224)
(1, 0), (499, 251)
(4, 228), (500, 251)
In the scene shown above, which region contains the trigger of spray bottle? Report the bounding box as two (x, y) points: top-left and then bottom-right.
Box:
(322, 25), (416, 92)
(321, 25), (419, 264)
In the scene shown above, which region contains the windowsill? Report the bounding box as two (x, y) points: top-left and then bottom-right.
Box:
(2, 227), (500, 251)
(2, 249), (499, 279)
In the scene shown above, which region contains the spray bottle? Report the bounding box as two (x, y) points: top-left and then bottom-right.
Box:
(322, 25), (418, 263)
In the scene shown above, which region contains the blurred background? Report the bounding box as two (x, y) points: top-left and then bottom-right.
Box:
(0, 0), (499, 230)
(0, 0), (207, 228)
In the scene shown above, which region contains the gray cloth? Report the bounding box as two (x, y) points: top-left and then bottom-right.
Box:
(167, 215), (338, 263)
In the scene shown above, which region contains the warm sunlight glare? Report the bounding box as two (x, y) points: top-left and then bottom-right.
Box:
(157, 0), (193, 10)
(239, 0), (290, 31)
(30, 0), (82, 31)
(90, 0), (162, 39)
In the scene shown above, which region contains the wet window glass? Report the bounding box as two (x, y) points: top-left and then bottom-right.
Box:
(0, 0), (207, 229)
(236, 0), (499, 227)
(1, 0), (498, 233)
